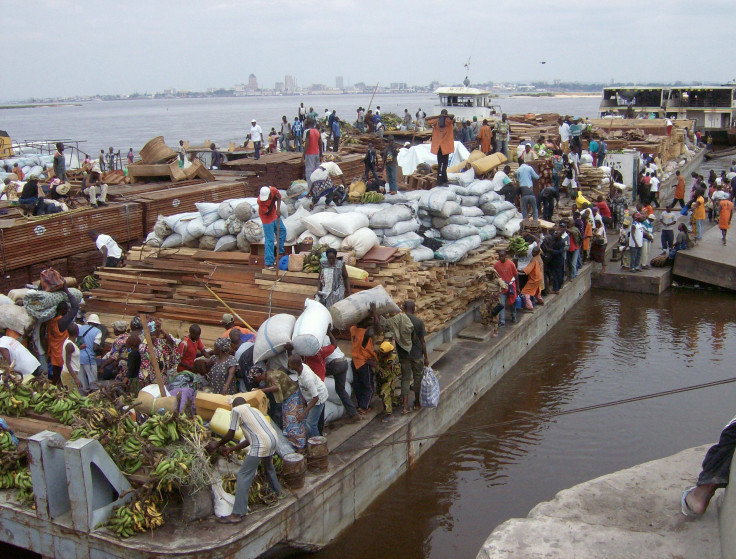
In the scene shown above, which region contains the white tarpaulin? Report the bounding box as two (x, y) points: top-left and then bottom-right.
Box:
(397, 141), (470, 176)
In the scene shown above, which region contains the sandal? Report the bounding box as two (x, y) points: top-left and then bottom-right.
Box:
(216, 514), (245, 524)
(681, 486), (702, 518)
(401, 408), (412, 415)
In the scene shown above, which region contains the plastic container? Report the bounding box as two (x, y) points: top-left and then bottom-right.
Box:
(210, 407), (243, 440)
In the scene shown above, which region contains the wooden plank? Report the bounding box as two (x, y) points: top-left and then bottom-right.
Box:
(1, 415), (73, 440)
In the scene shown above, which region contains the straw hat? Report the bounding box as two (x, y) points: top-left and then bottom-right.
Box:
(55, 182), (71, 195)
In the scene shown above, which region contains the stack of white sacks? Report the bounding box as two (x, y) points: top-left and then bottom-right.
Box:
(144, 172), (521, 264)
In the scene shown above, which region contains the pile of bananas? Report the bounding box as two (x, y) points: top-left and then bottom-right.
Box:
(107, 496), (164, 538)
(80, 275), (100, 291)
(139, 412), (191, 447)
(0, 375), (32, 416)
(302, 244), (331, 273)
(221, 457), (285, 506)
(152, 447), (194, 492)
(14, 468), (33, 504)
(222, 474), (237, 495)
(0, 430), (15, 452)
(361, 191), (384, 204)
(30, 382), (91, 425)
(507, 236), (529, 257)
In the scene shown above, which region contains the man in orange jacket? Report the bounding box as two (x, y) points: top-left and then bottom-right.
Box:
(427, 109), (455, 185)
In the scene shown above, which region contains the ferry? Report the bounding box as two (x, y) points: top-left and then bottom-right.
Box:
(599, 84), (736, 134)
(433, 86), (501, 121)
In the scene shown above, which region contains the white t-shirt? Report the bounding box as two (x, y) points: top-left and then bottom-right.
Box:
(249, 124), (263, 142)
(61, 338), (80, 375)
(559, 122), (571, 142)
(491, 170), (509, 190)
(661, 211), (677, 230)
(325, 344), (344, 363)
(96, 234), (122, 259)
(649, 177), (660, 192)
(295, 363), (328, 405)
(629, 222), (644, 247)
(0, 336), (40, 377)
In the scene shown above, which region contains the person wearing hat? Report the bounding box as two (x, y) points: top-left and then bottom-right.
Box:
(98, 320), (130, 380)
(248, 119), (263, 160)
(81, 164), (108, 208)
(308, 161), (344, 207)
(249, 366), (307, 450)
(376, 340), (401, 422)
(220, 313), (254, 342)
(257, 186), (286, 270)
(569, 117), (582, 154)
(78, 314), (102, 391)
(87, 229), (122, 268)
(288, 354), (328, 439)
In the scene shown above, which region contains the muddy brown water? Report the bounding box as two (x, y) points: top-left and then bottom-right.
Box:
(285, 288), (736, 559)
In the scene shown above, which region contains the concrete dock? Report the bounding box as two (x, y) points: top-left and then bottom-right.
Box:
(674, 224), (736, 291)
(477, 444), (731, 559)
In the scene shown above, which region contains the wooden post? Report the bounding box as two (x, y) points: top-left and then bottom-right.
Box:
(141, 321), (167, 398)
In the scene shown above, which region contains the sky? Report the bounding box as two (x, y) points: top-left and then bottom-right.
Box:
(4, 0), (736, 101)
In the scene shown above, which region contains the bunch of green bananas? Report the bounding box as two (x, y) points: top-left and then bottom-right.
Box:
(0, 469), (17, 489)
(31, 385), (91, 424)
(508, 236), (529, 257)
(302, 244), (330, 273)
(14, 469), (33, 504)
(118, 436), (144, 474)
(361, 191), (384, 204)
(152, 447), (193, 492)
(139, 412), (183, 447)
(80, 275), (100, 291)
(222, 474), (237, 495)
(107, 497), (164, 538)
(0, 431), (16, 452)
(0, 380), (32, 416)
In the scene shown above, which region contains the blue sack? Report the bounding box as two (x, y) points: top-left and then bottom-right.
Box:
(680, 207), (689, 216)
(515, 295), (523, 309)
(278, 255), (289, 271)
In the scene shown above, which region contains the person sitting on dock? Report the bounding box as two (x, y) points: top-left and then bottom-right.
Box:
(17, 175), (47, 216)
(81, 164), (108, 208)
(87, 229), (122, 268)
(258, 186), (286, 270)
(177, 324), (212, 372)
(206, 397), (284, 523)
(682, 414), (736, 518)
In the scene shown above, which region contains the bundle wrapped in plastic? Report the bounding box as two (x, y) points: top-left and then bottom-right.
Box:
(242, 220), (264, 243)
(498, 217), (523, 238)
(369, 205), (413, 229)
(204, 219), (228, 238)
(253, 314), (297, 364)
(161, 233), (184, 248)
(226, 216), (243, 236)
(24, 288), (83, 322)
(198, 236), (217, 250)
(440, 224), (478, 240)
(329, 285), (400, 330)
(468, 179), (494, 196)
(477, 224), (497, 241)
(461, 206), (484, 218)
(318, 234), (343, 250)
(215, 235), (237, 252)
(0, 305), (33, 333)
(342, 228), (379, 259)
(434, 235), (481, 262)
(383, 231), (422, 249)
(144, 231), (163, 247)
(283, 206), (310, 242)
(196, 202), (220, 226)
(233, 202), (253, 222)
(324, 212), (370, 237)
(153, 216), (173, 238)
(409, 245), (435, 262)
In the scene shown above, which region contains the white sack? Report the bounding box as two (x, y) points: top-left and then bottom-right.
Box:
(324, 212), (369, 237)
(342, 228), (379, 259)
(329, 285), (400, 330)
(214, 235), (237, 252)
(253, 314), (297, 364)
(292, 299), (333, 357)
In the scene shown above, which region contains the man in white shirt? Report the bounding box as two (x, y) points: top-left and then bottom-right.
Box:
(248, 119), (263, 160)
(491, 165), (512, 191)
(206, 399), (283, 523)
(660, 205), (677, 254)
(88, 229), (122, 267)
(558, 117), (571, 155)
(324, 331), (358, 420)
(649, 172), (660, 208)
(289, 355), (327, 438)
(0, 335), (43, 378)
(628, 214), (645, 272)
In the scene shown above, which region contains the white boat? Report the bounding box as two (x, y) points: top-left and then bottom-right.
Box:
(433, 86), (500, 121)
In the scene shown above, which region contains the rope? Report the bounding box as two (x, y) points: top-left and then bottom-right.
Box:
(267, 270), (289, 318)
(0, 228), (6, 275)
(331, 376), (736, 454)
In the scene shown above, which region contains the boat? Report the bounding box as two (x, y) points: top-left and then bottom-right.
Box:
(433, 86), (501, 121)
(599, 84), (736, 139)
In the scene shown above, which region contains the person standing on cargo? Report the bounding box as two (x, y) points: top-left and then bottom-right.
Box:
(479, 119), (492, 154)
(493, 250), (518, 326)
(303, 119), (322, 188)
(53, 142), (66, 181)
(298, 102), (306, 122)
(350, 318), (377, 416)
(98, 149), (106, 172)
(206, 398), (283, 524)
(279, 116), (292, 152)
(45, 283), (79, 385)
(292, 117), (304, 153)
(382, 136), (399, 194)
(258, 186), (286, 270)
(248, 119), (263, 160)
(558, 117), (571, 155)
(107, 147), (116, 171)
(427, 109), (455, 186)
(494, 114), (510, 157)
(331, 117), (342, 152)
(517, 162), (540, 220)
(569, 118), (582, 154)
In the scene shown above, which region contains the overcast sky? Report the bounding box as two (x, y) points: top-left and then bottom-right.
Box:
(4, 0), (735, 101)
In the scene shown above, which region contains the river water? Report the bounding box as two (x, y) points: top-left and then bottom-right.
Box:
(1, 94), (601, 157)
(290, 288), (736, 559)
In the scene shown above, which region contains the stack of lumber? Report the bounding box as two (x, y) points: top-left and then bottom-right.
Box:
(406, 173), (437, 190)
(508, 113), (561, 146)
(127, 158), (215, 184)
(223, 152), (365, 187)
(338, 131), (430, 158)
(577, 165), (611, 197)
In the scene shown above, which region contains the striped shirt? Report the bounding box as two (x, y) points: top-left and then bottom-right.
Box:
(229, 404), (278, 457)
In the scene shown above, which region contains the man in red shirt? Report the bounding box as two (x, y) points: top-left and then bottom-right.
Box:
(303, 119), (323, 189)
(257, 186), (286, 270)
(303, 344), (334, 382)
(177, 324), (211, 372)
(493, 250), (518, 326)
(595, 196), (613, 229)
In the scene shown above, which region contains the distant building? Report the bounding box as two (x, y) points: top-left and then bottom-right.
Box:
(390, 82), (407, 90)
(285, 75), (296, 92)
(275, 81), (285, 92)
(248, 74), (258, 90)
(336, 76), (344, 89)
(310, 84), (325, 92)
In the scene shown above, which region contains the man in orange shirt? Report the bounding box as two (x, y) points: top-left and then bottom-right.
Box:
(427, 109), (455, 185)
(350, 317), (377, 415)
(493, 250), (518, 326)
(478, 119), (492, 154)
(692, 193), (706, 240)
(673, 170), (686, 209)
(44, 285), (79, 384)
(718, 198), (733, 245)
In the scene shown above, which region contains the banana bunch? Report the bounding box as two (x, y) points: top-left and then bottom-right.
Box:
(0, 469), (17, 489)
(361, 191), (384, 204)
(80, 275), (100, 291)
(118, 436), (144, 474)
(0, 381), (32, 416)
(0, 430), (16, 452)
(14, 469), (33, 504)
(152, 448), (193, 492)
(302, 244), (330, 273)
(507, 236), (529, 257)
(107, 497), (164, 538)
(222, 475), (237, 495)
(31, 385), (90, 424)
(139, 412), (183, 447)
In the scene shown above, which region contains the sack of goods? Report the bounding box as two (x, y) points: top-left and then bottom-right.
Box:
(434, 235), (481, 263)
(291, 299), (332, 356)
(419, 366), (440, 408)
(253, 314), (297, 363)
(329, 285), (400, 330)
(323, 212), (369, 237)
(341, 228), (379, 259)
(23, 288), (84, 322)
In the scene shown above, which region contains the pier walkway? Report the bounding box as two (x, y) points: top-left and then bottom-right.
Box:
(674, 224), (736, 291)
